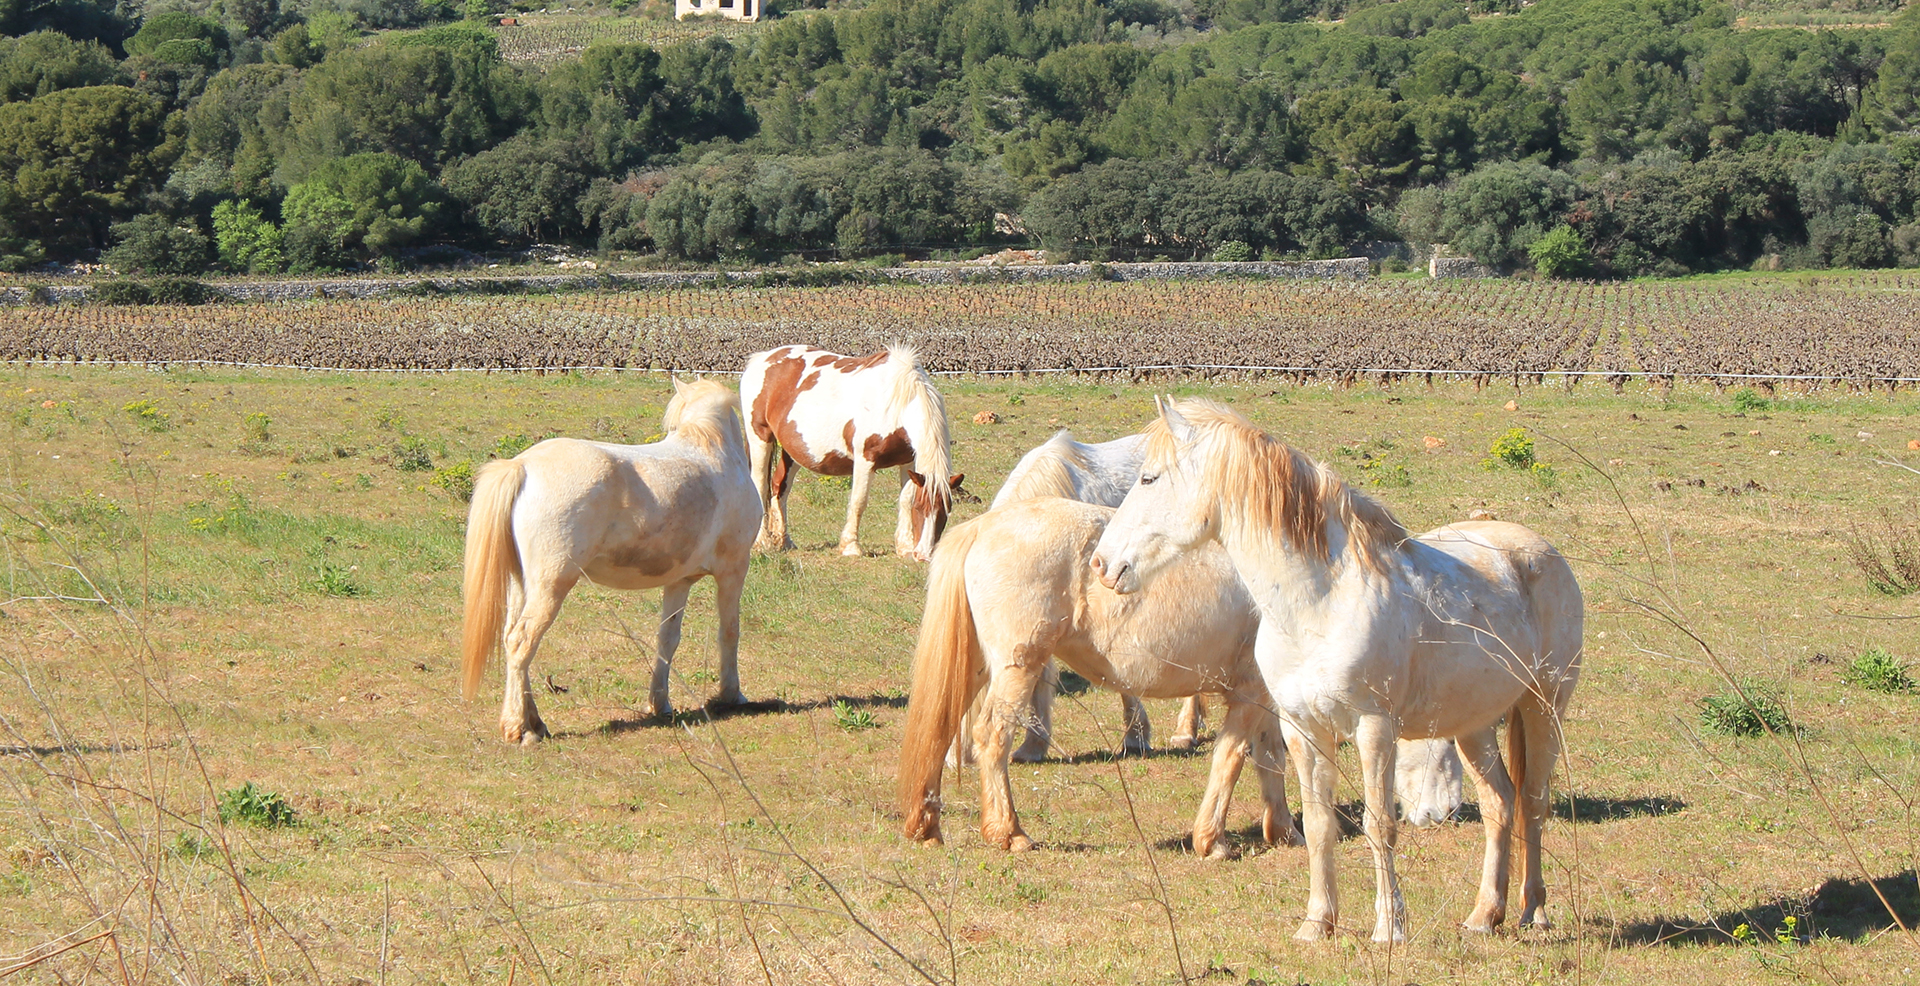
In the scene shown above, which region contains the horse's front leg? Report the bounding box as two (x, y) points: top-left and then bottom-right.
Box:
(893, 466), (918, 558)
(646, 577), (697, 717)
(1356, 714), (1407, 943)
(499, 573), (573, 745)
(1121, 694), (1152, 755)
(710, 565), (748, 708)
(1286, 720), (1342, 940)
(839, 458), (876, 557)
(1253, 711), (1301, 847)
(1190, 698), (1256, 859)
(974, 652), (1046, 851)
(1009, 660), (1055, 763)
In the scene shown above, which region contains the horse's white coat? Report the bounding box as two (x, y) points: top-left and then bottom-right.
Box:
(740, 344), (955, 560)
(460, 379), (761, 742)
(1091, 399), (1583, 942)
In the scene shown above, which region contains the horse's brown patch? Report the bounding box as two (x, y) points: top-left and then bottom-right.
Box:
(824, 350), (889, 372)
(863, 427), (915, 468)
(750, 351), (807, 444)
(815, 449), (855, 475)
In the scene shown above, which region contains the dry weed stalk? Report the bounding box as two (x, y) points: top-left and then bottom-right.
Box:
(1845, 512), (1920, 597)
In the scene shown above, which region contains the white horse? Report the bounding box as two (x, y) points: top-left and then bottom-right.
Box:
(461, 378), (762, 743)
(987, 430), (1466, 826)
(740, 344), (962, 561)
(899, 496), (1298, 858)
(1092, 398), (1582, 942)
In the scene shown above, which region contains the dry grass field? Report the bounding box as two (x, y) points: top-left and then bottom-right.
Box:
(3, 359), (1919, 985)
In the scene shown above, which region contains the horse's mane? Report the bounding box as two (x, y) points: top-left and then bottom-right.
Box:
(996, 430), (1088, 505)
(1144, 399), (1405, 573)
(882, 343), (951, 502)
(662, 378), (742, 453)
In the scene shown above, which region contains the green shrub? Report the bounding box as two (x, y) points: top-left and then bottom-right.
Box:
(1528, 225), (1591, 279)
(1841, 647), (1914, 693)
(1698, 685), (1793, 737)
(122, 398), (169, 431)
(217, 782), (295, 828)
(491, 434), (537, 459)
(433, 461), (475, 501)
(1484, 428), (1535, 469)
(390, 437), (434, 472)
(310, 560), (364, 597)
(105, 214), (210, 276)
(831, 699), (879, 731)
(242, 412), (271, 444)
(212, 200), (284, 275)
(1731, 387), (1772, 413)
(92, 281), (154, 305)
(1213, 240), (1254, 262)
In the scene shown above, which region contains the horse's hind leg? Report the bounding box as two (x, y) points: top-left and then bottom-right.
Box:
(1169, 695), (1207, 750)
(500, 573), (576, 745)
(646, 577), (697, 717)
(974, 652), (1047, 851)
(767, 451), (798, 551)
(1455, 724), (1515, 933)
(748, 430), (779, 550)
(710, 565), (748, 708)
(1513, 697), (1563, 929)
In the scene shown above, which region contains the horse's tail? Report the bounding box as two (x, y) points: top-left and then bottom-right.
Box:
(898, 517), (985, 841)
(885, 343), (951, 505)
(462, 458), (526, 701)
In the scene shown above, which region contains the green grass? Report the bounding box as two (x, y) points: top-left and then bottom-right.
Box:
(3, 364), (1920, 983)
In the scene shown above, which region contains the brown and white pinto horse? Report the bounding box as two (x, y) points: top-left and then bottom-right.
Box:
(741, 344), (962, 561)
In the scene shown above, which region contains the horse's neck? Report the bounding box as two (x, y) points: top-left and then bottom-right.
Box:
(1216, 517), (1366, 625)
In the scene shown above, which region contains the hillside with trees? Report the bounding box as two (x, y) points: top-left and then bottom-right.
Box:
(3, 0), (1919, 277)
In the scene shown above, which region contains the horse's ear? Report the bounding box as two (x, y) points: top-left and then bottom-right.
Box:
(1161, 397), (1195, 443)
(907, 470), (926, 487)
(671, 374), (688, 394)
(948, 472), (965, 490)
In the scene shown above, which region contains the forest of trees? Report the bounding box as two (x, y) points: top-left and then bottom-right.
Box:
(5, 0), (1920, 277)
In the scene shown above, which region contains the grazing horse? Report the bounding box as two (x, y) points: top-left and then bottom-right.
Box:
(740, 344), (961, 561)
(1092, 398), (1582, 942)
(899, 496), (1298, 858)
(461, 378), (761, 743)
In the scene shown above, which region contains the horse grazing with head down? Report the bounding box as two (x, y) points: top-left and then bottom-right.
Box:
(740, 344), (961, 561)
(1092, 398), (1582, 942)
(461, 378), (761, 743)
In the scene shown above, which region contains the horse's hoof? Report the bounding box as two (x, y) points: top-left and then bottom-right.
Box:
(1371, 927), (1408, 944)
(1201, 841), (1232, 861)
(1122, 739), (1151, 757)
(1008, 834), (1034, 853)
(507, 721), (547, 746)
(1167, 733), (1197, 751)
(643, 698), (673, 718)
(1461, 911), (1502, 934)
(1009, 742), (1048, 764)
(709, 690), (747, 709)
(840, 541), (863, 557)
(1519, 913), (1551, 930)
(1293, 920), (1334, 942)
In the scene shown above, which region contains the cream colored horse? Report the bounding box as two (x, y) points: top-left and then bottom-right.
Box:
(461, 378), (762, 743)
(1092, 399), (1583, 941)
(900, 496), (1297, 858)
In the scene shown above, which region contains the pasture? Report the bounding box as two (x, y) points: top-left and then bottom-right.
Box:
(3, 355), (1919, 984)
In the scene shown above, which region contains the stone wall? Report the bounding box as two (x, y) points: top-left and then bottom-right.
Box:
(1, 257), (1371, 305)
(1428, 256), (1501, 279)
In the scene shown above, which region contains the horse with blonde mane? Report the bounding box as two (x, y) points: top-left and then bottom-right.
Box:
(1092, 398), (1582, 942)
(741, 344), (963, 561)
(899, 496), (1299, 858)
(461, 378), (761, 743)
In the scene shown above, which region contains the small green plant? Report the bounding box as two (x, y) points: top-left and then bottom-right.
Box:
(433, 461), (475, 501)
(492, 434), (538, 459)
(1808, 433), (1836, 444)
(1006, 393), (1025, 406)
(390, 437), (434, 472)
(1731, 387), (1772, 413)
(1484, 428), (1535, 469)
(1013, 881), (1048, 904)
(242, 412), (271, 444)
(831, 699), (879, 731)
(217, 782), (296, 828)
(122, 398), (169, 432)
(1841, 647), (1914, 693)
(375, 405), (404, 430)
(1732, 915), (1800, 947)
(1361, 458), (1411, 488)
(1530, 460), (1559, 489)
(1698, 685), (1793, 737)
(310, 560), (365, 597)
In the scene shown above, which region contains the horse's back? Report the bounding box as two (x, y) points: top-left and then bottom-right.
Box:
(513, 436), (758, 587)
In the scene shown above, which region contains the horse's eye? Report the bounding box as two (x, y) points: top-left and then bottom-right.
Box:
(1139, 474), (1157, 486)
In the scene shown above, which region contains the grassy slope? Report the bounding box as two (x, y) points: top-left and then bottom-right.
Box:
(2, 364), (1919, 983)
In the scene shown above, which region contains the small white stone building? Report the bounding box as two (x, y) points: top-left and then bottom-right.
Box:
(675, 0), (759, 20)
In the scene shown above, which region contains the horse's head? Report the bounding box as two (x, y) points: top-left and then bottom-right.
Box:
(1091, 398), (1213, 594)
(899, 471), (967, 562)
(663, 375), (742, 451)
